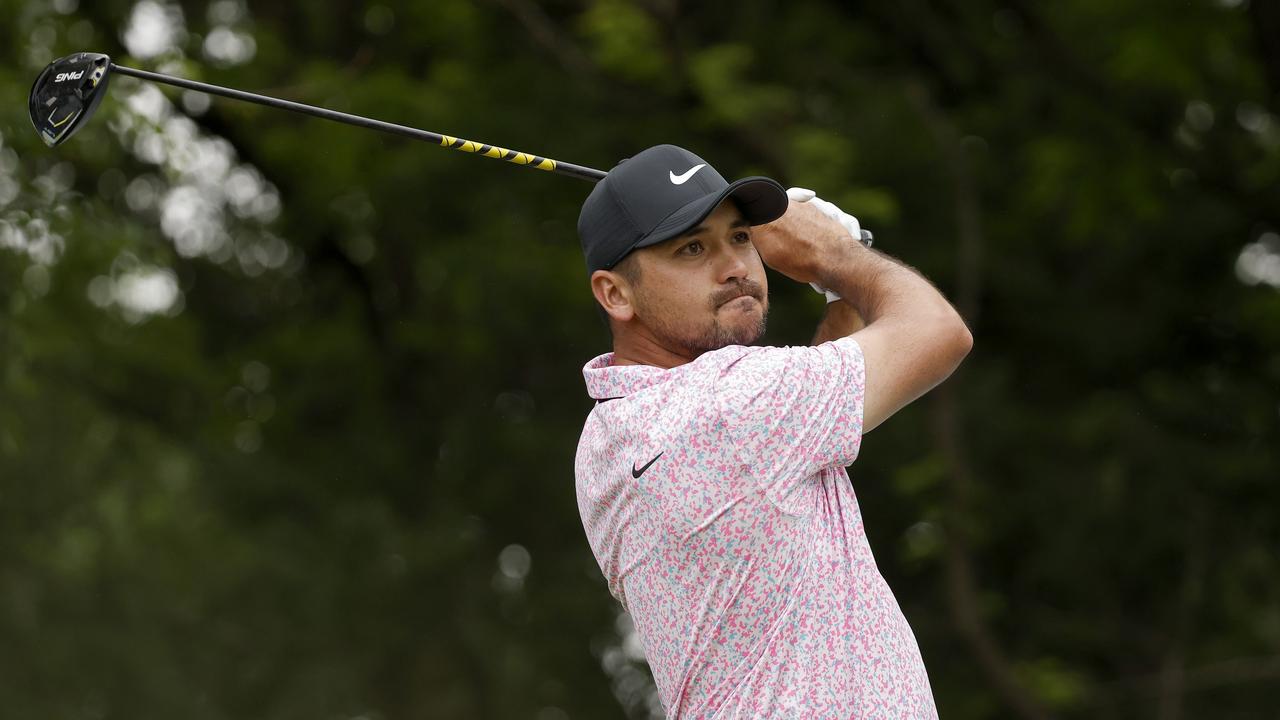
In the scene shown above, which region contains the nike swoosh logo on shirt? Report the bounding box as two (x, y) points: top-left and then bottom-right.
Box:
(632, 451), (665, 478)
(669, 164), (706, 185)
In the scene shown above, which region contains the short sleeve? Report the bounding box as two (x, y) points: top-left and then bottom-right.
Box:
(715, 336), (866, 497)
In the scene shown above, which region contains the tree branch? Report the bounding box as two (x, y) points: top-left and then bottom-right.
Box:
(1089, 654), (1280, 703)
(1248, 0), (1280, 106)
(1156, 506), (1209, 720)
(932, 388), (1051, 720)
(911, 82), (1049, 719)
(488, 0), (599, 81)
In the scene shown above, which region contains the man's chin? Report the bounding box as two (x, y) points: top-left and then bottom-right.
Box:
(728, 300), (767, 339)
(691, 316), (767, 355)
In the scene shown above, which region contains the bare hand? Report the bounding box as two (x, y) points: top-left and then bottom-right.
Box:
(751, 199), (853, 285)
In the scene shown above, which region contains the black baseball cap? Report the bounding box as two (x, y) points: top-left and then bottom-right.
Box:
(578, 144), (788, 274)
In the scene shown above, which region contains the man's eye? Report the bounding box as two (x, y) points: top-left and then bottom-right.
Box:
(733, 231), (751, 243)
(682, 241), (703, 255)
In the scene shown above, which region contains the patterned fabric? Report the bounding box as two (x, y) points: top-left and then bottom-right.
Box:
(575, 337), (938, 719)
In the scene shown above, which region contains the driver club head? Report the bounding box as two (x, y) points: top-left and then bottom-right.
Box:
(29, 52), (112, 148)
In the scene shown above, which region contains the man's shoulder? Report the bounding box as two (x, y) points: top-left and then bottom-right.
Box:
(578, 339), (864, 427)
(696, 337), (862, 378)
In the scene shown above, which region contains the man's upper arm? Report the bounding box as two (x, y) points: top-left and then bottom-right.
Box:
(850, 314), (973, 433)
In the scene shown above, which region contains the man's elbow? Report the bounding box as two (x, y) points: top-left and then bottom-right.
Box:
(952, 318), (974, 359)
(925, 311), (973, 376)
(942, 315), (973, 370)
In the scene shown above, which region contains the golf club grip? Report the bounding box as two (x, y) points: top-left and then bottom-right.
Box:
(110, 64), (606, 183)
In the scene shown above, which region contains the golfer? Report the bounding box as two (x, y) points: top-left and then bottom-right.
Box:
(575, 144), (971, 718)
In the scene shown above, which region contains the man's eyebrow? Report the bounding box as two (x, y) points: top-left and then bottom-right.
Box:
(679, 217), (750, 239)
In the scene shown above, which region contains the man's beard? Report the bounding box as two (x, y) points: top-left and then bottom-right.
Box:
(644, 279), (769, 358)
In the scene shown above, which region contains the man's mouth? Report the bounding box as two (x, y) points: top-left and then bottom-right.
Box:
(713, 281), (764, 308)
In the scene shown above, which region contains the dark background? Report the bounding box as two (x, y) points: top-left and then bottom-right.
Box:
(1, 0), (1277, 718)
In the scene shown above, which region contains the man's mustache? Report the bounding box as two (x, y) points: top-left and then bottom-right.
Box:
(711, 280), (766, 308)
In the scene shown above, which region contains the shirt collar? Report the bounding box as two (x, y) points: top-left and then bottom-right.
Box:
(582, 352), (671, 400)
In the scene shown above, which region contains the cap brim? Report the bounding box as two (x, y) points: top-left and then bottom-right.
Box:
(632, 176), (788, 252)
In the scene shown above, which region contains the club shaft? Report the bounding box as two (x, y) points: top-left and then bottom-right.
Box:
(110, 64), (607, 182)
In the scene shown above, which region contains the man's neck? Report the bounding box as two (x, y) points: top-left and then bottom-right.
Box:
(611, 329), (693, 369)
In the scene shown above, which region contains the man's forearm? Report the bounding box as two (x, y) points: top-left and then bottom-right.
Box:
(811, 301), (865, 345)
(814, 243), (958, 328)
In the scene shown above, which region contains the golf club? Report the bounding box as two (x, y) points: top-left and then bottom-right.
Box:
(29, 52), (872, 245)
(29, 52), (607, 182)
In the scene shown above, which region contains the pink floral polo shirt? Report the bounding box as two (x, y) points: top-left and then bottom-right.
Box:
(575, 337), (938, 719)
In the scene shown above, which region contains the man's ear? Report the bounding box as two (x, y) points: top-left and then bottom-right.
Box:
(591, 269), (635, 323)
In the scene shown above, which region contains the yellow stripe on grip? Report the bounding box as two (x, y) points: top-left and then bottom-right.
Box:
(439, 136), (559, 173)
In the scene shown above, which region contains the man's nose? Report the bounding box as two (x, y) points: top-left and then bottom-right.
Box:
(714, 245), (750, 284)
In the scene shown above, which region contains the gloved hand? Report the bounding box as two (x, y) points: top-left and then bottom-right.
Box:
(786, 187), (870, 302)
(786, 187), (865, 243)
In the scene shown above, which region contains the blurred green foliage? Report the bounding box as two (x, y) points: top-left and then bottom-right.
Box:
(1, 0), (1278, 718)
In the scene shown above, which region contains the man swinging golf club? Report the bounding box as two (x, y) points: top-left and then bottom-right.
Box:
(575, 144), (972, 718)
(31, 52), (967, 714)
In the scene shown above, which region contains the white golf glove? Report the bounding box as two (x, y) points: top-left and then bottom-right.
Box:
(786, 187), (866, 303)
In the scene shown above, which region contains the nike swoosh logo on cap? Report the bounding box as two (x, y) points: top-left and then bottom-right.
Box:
(669, 164), (707, 185)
